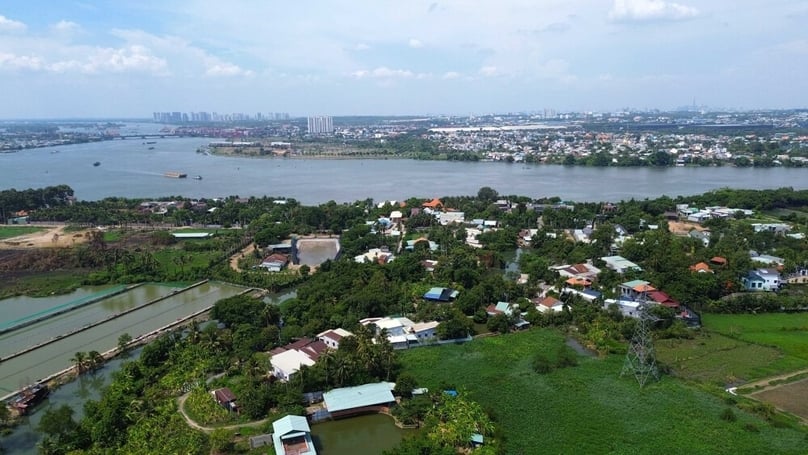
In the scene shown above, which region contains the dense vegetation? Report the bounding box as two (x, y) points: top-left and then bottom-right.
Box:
(2, 185), (808, 453)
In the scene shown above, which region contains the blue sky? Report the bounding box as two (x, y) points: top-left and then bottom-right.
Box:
(0, 0), (806, 118)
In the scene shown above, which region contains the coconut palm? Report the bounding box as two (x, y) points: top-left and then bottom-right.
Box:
(70, 352), (87, 374)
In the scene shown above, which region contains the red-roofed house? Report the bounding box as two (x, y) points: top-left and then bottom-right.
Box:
(646, 290), (680, 309)
(317, 328), (354, 349)
(422, 198), (444, 209)
(689, 262), (712, 273)
(211, 387), (238, 412)
(260, 253), (289, 272)
(533, 296), (565, 313)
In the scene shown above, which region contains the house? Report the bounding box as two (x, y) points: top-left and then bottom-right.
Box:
(751, 223), (792, 235)
(646, 290), (680, 309)
(317, 328), (353, 349)
(533, 296), (565, 313)
(710, 256), (728, 267)
(486, 301), (516, 316)
(422, 198), (444, 210)
(354, 248), (395, 264)
(323, 382), (396, 419)
(561, 287), (602, 303)
(750, 251), (785, 267)
(389, 210), (403, 222)
(423, 287), (459, 302)
(271, 349), (316, 381)
(554, 262), (601, 280)
(260, 253), (289, 272)
(272, 415), (316, 455)
(786, 268), (808, 285)
(421, 259), (438, 272)
(689, 230), (711, 247)
(600, 255), (642, 274)
(742, 269), (782, 292)
(405, 237), (439, 251)
(360, 317), (439, 349)
(439, 211), (465, 225)
(689, 262), (712, 273)
(211, 387), (238, 413)
(603, 298), (642, 318)
(269, 338), (330, 381)
(619, 280), (656, 300)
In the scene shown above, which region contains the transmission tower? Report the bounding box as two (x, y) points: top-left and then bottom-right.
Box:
(621, 303), (660, 387)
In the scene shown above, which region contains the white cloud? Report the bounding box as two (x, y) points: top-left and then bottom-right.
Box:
(354, 43), (370, 51)
(479, 66), (498, 77)
(52, 20), (81, 33)
(408, 38), (423, 48)
(609, 0), (699, 22)
(0, 14), (26, 32)
(205, 61), (254, 77)
(442, 71), (461, 80)
(353, 66), (413, 78)
(0, 52), (44, 71)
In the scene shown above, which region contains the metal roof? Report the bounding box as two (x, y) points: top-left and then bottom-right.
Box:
(323, 382), (395, 413)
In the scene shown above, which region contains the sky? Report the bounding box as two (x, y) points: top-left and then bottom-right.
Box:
(0, 0), (806, 118)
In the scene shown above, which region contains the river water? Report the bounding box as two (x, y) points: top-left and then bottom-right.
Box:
(0, 282), (245, 395)
(0, 124), (805, 203)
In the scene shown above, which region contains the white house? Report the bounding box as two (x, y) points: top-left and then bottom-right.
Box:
(533, 296), (565, 313)
(317, 328), (354, 350)
(600, 255), (642, 274)
(742, 268), (781, 292)
(360, 317), (439, 349)
(603, 298), (642, 318)
(270, 350), (316, 381)
(354, 248), (395, 264)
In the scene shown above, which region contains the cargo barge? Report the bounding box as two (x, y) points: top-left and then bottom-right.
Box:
(164, 172), (187, 178)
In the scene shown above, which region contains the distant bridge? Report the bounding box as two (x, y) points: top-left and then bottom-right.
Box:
(115, 134), (183, 139)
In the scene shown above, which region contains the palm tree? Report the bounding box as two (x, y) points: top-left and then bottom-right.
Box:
(88, 350), (104, 372)
(70, 352), (87, 374)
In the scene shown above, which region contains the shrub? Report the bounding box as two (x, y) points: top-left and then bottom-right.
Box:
(720, 408), (737, 422)
(556, 345), (578, 368)
(532, 354), (552, 374)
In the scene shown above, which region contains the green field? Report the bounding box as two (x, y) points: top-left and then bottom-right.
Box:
(0, 225), (44, 240)
(704, 313), (808, 364)
(399, 329), (808, 454)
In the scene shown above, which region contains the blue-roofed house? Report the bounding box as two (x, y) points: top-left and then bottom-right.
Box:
(323, 382), (396, 419)
(423, 287), (459, 302)
(272, 415), (316, 455)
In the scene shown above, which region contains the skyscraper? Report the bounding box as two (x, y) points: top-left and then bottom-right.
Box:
(307, 116), (334, 134)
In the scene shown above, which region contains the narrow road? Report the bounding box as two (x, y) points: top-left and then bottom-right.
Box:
(177, 391), (271, 433)
(738, 368), (808, 394)
(229, 243), (256, 272)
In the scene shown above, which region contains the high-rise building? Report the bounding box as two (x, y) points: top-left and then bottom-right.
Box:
(307, 116), (334, 134)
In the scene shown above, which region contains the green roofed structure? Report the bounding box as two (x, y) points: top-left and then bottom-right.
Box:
(272, 415), (316, 455)
(323, 382), (396, 419)
(423, 287), (459, 302)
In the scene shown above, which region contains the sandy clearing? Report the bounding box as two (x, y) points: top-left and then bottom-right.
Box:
(0, 225), (90, 249)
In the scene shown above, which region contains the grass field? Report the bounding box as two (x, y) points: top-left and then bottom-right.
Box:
(703, 313), (808, 365)
(0, 225), (44, 240)
(656, 333), (786, 385)
(399, 329), (808, 454)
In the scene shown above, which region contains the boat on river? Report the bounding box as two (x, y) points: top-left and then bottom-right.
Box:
(93, 161), (101, 167)
(193, 175), (202, 180)
(7, 383), (49, 415)
(164, 172), (187, 178)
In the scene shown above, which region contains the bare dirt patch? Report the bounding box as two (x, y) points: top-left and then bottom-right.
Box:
(668, 221), (708, 236)
(752, 377), (808, 421)
(0, 225), (90, 250)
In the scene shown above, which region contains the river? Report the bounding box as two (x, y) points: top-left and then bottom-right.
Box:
(0, 124), (805, 204)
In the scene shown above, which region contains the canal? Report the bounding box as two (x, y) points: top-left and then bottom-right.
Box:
(0, 348), (143, 455)
(0, 282), (246, 395)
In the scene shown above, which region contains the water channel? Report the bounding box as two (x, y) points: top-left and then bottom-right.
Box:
(0, 282), (246, 395)
(0, 348), (143, 455)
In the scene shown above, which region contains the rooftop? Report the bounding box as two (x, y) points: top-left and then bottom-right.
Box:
(323, 382), (395, 413)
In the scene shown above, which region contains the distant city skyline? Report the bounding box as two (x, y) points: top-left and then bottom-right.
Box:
(1, 0), (806, 119)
